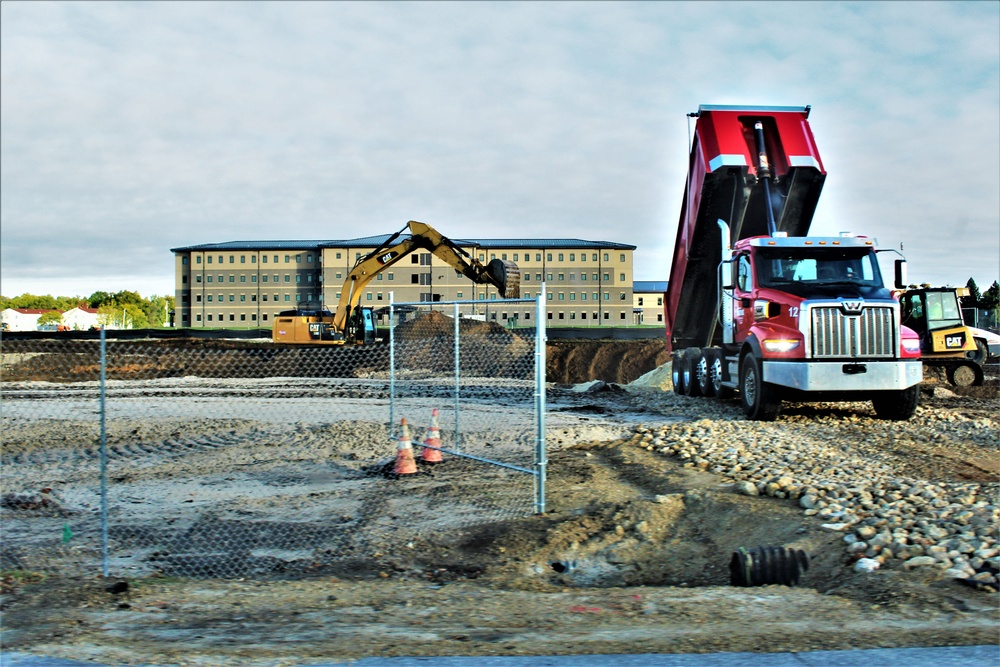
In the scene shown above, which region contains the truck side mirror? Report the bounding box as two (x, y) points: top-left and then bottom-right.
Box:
(894, 260), (907, 290)
(720, 259), (735, 290)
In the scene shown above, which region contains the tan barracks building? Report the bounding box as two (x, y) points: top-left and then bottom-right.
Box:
(172, 234), (640, 329)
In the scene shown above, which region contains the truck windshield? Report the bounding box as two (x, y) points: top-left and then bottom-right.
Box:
(756, 247), (883, 289)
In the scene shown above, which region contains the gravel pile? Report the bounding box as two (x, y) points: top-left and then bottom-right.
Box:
(620, 386), (1000, 589)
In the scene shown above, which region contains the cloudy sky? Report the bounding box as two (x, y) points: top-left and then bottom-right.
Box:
(2, 1), (998, 299)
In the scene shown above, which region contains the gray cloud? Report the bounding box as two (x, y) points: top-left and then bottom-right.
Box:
(1, 1), (997, 298)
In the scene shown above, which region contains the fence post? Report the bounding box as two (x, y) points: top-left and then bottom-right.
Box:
(99, 326), (109, 577)
(534, 289), (547, 514)
(389, 292), (395, 440)
(453, 301), (461, 453)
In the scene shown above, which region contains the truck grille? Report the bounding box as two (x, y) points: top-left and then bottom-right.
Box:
(810, 306), (896, 359)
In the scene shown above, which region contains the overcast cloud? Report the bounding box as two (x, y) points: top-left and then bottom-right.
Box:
(1, 1), (998, 298)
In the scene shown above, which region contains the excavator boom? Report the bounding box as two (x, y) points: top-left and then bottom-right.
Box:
(273, 220), (520, 345)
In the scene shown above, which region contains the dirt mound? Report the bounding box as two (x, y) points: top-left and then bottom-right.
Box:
(547, 339), (670, 385)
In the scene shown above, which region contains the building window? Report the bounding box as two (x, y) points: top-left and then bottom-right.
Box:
(547, 273), (553, 281)
(229, 255), (234, 264)
(251, 256), (256, 263)
(620, 254), (626, 262)
(240, 314), (246, 321)
(285, 255), (291, 263)
(296, 254), (301, 263)
(581, 274), (586, 282)
(196, 256), (201, 264)
(240, 275), (246, 283)
(658, 314), (663, 322)
(638, 297), (644, 306)
(284, 275), (290, 283)
(263, 275), (268, 283)
(603, 253), (609, 261)
(412, 275), (419, 284)
(336, 252), (342, 259)
(196, 275), (202, 283)
(513, 253), (519, 262)
(501, 253), (507, 260)
(240, 295), (246, 302)
(273, 255), (279, 263)
(367, 293), (373, 301)
(377, 293), (383, 301)
(558, 253), (564, 261)
(230, 314), (235, 321)
(196, 314), (202, 322)
(546, 253), (552, 261)
(478, 254), (485, 261)
(456, 292), (463, 298)
(603, 273), (610, 281)
(411, 255), (420, 264)
(592, 253), (598, 261)
(207, 256), (213, 264)
(620, 273), (625, 282)
(263, 295), (268, 301)
(558, 273), (564, 281)
(388, 272), (393, 281)
(195, 294), (202, 302)
(581, 312), (587, 320)
(569, 253), (575, 261)
(229, 295), (235, 302)
(262, 255), (268, 263)
(570, 312), (576, 320)
(262, 314), (268, 321)
(251, 314), (257, 321)
(570, 293), (576, 301)
(558, 293), (564, 301)
(207, 295), (213, 302)
(547, 312), (553, 320)
(251, 294), (257, 302)
(207, 314), (212, 322)
(241, 256), (246, 263)
(296, 275), (301, 283)
(604, 312), (610, 320)
(307, 254), (313, 263)
(603, 292), (609, 300)
(581, 293), (587, 301)
(285, 295), (290, 302)
(251, 275), (257, 283)
(336, 272), (342, 279)
(536, 274), (542, 281)
(535, 253), (541, 261)
(620, 293), (626, 300)
(558, 312), (564, 319)
(620, 312), (626, 319)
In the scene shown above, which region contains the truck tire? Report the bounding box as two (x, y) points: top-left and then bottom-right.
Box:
(739, 354), (780, 421)
(872, 385), (919, 421)
(695, 352), (715, 397)
(683, 350), (703, 397)
(711, 354), (736, 400)
(672, 355), (686, 395)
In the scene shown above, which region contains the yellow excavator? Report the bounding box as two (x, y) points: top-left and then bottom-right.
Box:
(899, 285), (984, 386)
(272, 221), (520, 345)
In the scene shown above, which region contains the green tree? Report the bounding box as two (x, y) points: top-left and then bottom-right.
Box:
(88, 291), (113, 308)
(983, 280), (1000, 317)
(37, 311), (64, 328)
(962, 278), (983, 309)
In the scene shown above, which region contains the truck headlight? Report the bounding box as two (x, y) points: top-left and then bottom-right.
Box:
(763, 339), (800, 353)
(902, 339), (921, 353)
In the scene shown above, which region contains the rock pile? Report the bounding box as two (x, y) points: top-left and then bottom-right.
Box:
(618, 389), (1000, 590)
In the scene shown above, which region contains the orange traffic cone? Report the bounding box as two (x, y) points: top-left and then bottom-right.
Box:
(421, 408), (444, 463)
(394, 418), (418, 475)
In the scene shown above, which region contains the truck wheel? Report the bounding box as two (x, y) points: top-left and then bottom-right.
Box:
(684, 350), (703, 397)
(739, 354), (780, 421)
(711, 355), (735, 400)
(671, 355), (686, 395)
(948, 362), (984, 387)
(872, 385), (919, 420)
(696, 353), (714, 397)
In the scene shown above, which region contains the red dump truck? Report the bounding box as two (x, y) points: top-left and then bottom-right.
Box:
(664, 105), (923, 421)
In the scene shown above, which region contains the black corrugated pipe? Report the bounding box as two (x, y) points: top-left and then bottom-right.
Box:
(729, 545), (809, 587)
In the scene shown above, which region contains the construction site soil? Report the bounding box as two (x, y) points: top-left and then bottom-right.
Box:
(1, 333), (998, 666)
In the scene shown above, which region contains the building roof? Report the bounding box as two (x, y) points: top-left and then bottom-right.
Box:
(633, 280), (668, 292)
(173, 236), (637, 253)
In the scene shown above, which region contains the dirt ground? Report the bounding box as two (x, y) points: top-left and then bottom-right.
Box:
(1, 337), (998, 666)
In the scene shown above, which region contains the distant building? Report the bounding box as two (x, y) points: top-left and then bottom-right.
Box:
(62, 306), (101, 330)
(1, 308), (52, 331)
(171, 234), (639, 329)
(632, 280), (668, 326)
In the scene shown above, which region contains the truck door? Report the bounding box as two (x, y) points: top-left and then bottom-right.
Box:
(733, 253), (755, 344)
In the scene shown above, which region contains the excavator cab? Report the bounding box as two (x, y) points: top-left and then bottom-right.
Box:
(347, 307), (377, 345)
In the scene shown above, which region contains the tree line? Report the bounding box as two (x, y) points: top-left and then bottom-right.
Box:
(0, 291), (176, 329)
(961, 278), (1000, 321)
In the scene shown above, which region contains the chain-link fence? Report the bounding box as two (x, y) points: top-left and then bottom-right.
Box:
(0, 295), (545, 579)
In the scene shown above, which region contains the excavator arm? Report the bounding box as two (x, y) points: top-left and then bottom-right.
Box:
(333, 220), (520, 335)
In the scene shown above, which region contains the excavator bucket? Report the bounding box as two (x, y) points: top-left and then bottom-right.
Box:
(486, 259), (520, 299)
